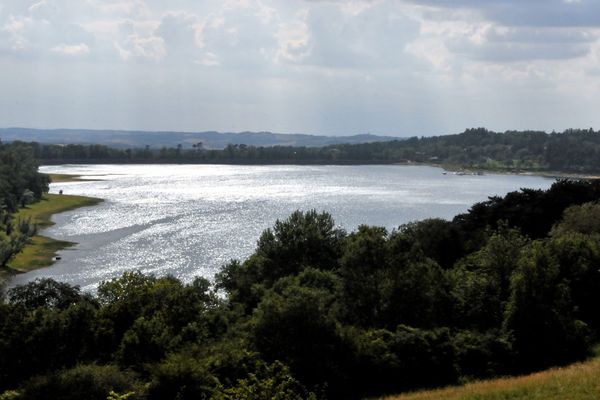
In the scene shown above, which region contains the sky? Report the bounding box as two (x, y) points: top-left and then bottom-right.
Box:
(1, 0), (600, 136)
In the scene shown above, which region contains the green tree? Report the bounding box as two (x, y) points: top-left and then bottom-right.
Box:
(552, 202), (600, 236)
(503, 241), (590, 371)
(449, 224), (528, 329)
(251, 269), (348, 390)
(217, 210), (345, 309)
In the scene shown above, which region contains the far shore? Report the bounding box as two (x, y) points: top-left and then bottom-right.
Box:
(423, 162), (600, 180)
(41, 162), (600, 181)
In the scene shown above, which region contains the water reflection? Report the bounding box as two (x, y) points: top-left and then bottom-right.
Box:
(9, 164), (553, 291)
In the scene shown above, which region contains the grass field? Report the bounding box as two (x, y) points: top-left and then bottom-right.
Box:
(383, 355), (600, 400)
(7, 194), (102, 272)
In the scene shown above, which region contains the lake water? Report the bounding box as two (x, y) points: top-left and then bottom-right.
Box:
(10, 164), (554, 291)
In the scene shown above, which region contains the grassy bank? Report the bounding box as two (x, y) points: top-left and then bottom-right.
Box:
(47, 173), (101, 183)
(384, 355), (600, 400)
(7, 194), (102, 273)
(48, 173), (81, 183)
(15, 193), (102, 228)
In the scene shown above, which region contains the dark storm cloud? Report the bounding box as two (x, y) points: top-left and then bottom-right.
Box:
(409, 0), (600, 27)
(448, 26), (597, 62)
(407, 0), (600, 61)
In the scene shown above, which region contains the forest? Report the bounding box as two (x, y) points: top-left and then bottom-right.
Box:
(18, 127), (600, 173)
(0, 141), (48, 270)
(3, 178), (600, 399)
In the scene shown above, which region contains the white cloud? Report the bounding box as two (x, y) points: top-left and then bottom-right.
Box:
(196, 51), (220, 66)
(115, 34), (165, 61)
(85, 0), (148, 17)
(155, 11), (201, 61)
(28, 1), (50, 14)
(50, 42), (90, 55)
(1, 15), (32, 51)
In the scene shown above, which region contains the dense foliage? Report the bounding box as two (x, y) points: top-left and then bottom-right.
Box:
(0, 141), (48, 270)
(0, 141), (49, 213)
(2, 180), (600, 399)
(17, 128), (600, 172)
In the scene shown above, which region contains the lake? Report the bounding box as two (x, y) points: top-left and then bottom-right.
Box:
(10, 164), (554, 291)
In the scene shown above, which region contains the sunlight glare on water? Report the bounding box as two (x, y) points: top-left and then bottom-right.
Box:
(9, 164), (554, 291)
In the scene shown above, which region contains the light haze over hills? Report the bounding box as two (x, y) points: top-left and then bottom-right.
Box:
(0, 128), (397, 149)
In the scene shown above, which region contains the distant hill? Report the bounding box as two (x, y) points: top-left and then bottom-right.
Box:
(0, 128), (397, 149)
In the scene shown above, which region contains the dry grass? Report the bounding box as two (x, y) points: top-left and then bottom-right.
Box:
(382, 357), (600, 400)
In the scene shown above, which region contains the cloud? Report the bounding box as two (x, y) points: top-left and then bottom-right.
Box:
(28, 0), (59, 18)
(447, 25), (598, 62)
(0, 2), (94, 59)
(50, 42), (89, 55)
(154, 12), (201, 61)
(407, 0), (600, 27)
(0, 15), (33, 52)
(106, 1), (282, 67)
(196, 51), (219, 66)
(1, 0), (600, 135)
(85, 0), (148, 18)
(194, 1), (280, 69)
(279, 2), (421, 69)
(115, 34), (165, 61)
(403, 1), (600, 64)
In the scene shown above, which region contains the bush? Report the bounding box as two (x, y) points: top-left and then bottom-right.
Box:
(351, 325), (457, 396)
(19, 365), (142, 400)
(147, 353), (218, 400)
(214, 361), (319, 400)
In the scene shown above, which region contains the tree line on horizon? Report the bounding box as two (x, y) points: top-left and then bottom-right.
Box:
(9, 127), (600, 172)
(3, 179), (600, 399)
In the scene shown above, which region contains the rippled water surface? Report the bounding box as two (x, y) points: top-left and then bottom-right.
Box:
(10, 164), (553, 290)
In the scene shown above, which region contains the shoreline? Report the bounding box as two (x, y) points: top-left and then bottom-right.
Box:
(47, 173), (103, 183)
(43, 161), (600, 181)
(3, 192), (103, 276)
(427, 162), (600, 180)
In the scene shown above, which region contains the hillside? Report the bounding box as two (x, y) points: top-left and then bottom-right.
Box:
(0, 127), (395, 149)
(385, 354), (600, 400)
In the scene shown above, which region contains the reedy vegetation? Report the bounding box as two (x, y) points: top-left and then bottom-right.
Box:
(2, 179), (600, 399)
